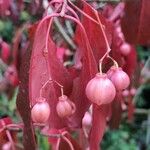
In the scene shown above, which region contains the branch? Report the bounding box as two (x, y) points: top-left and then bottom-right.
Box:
(46, 6), (76, 50)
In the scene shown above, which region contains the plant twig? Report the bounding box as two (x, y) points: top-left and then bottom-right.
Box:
(46, 5), (76, 50)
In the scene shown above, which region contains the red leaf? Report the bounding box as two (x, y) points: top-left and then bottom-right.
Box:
(80, 2), (113, 149)
(1, 41), (11, 63)
(29, 19), (73, 128)
(121, 0), (150, 45)
(68, 22), (97, 127)
(89, 105), (108, 150)
(81, 2), (113, 64)
(16, 24), (37, 150)
(12, 24), (29, 71)
(109, 92), (122, 129)
(128, 97), (135, 122)
(123, 46), (137, 77)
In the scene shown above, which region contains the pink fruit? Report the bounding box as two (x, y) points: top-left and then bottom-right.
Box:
(122, 89), (129, 97)
(108, 67), (130, 90)
(130, 88), (136, 96)
(56, 95), (76, 118)
(85, 73), (116, 105)
(120, 43), (131, 56)
(2, 142), (12, 150)
(31, 98), (50, 123)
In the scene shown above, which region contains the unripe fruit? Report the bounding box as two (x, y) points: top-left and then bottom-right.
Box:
(122, 89), (129, 97)
(31, 97), (50, 123)
(56, 95), (76, 118)
(121, 102), (127, 111)
(2, 142), (12, 150)
(130, 88), (136, 96)
(120, 43), (131, 56)
(107, 67), (130, 90)
(85, 73), (116, 105)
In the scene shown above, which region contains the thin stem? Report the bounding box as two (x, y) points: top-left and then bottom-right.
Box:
(53, 80), (64, 97)
(56, 137), (61, 150)
(99, 59), (103, 74)
(39, 78), (64, 98)
(41, 132), (61, 138)
(83, 127), (88, 139)
(6, 130), (16, 150)
(45, 4), (62, 55)
(67, 6), (80, 20)
(62, 135), (75, 150)
(40, 79), (53, 97)
(68, 0), (99, 25)
(45, 19), (53, 56)
(94, 11), (111, 52)
(44, 5), (77, 50)
(60, 0), (67, 17)
(94, 10), (112, 73)
(61, 131), (75, 150)
(107, 55), (119, 68)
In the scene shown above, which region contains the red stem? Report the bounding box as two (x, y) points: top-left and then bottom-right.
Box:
(60, 0), (67, 17)
(39, 78), (64, 98)
(68, 0), (99, 25)
(36, 12), (95, 77)
(62, 135), (75, 150)
(94, 10), (111, 73)
(67, 6), (80, 20)
(56, 138), (61, 150)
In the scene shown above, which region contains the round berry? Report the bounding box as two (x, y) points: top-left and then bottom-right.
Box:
(56, 95), (76, 118)
(120, 43), (131, 56)
(122, 89), (129, 97)
(130, 88), (136, 96)
(108, 67), (130, 90)
(85, 73), (116, 105)
(31, 98), (50, 123)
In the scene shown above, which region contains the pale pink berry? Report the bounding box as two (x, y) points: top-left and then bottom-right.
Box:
(85, 73), (116, 105)
(121, 102), (127, 111)
(108, 67), (130, 90)
(120, 43), (131, 56)
(2, 142), (12, 150)
(56, 95), (76, 118)
(122, 89), (129, 97)
(31, 97), (50, 123)
(130, 88), (136, 96)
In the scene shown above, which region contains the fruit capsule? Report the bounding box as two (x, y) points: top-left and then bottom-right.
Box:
(85, 73), (116, 105)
